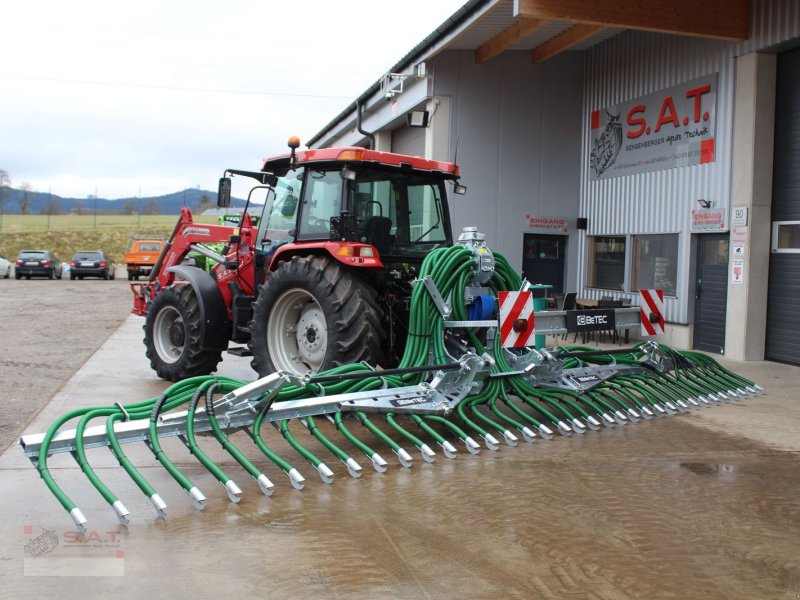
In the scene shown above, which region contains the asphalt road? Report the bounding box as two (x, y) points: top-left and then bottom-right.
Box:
(0, 269), (133, 452)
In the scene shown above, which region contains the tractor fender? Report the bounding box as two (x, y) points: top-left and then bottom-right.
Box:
(166, 265), (230, 351)
(270, 241), (385, 271)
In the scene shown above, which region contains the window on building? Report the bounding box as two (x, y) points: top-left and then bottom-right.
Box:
(772, 221), (800, 252)
(587, 236), (626, 290)
(631, 234), (678, 296)
(524, 237), (561, 261)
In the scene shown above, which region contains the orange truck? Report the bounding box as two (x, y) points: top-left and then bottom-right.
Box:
(123, 237), (165, 281)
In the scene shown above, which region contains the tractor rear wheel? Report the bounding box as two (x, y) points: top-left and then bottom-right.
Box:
(249, 255), (385, 377)
(144, 284), (224, 381)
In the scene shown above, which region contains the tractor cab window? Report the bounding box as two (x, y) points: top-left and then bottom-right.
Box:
(349, 169), (447, 255)
(257, 168), (303, 247)
(296, 170), (342, 240)
(407, 184), (445, 244)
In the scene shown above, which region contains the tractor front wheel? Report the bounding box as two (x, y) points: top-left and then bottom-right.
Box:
(144, 284), (224, 381)
(249, 255), (385, 377)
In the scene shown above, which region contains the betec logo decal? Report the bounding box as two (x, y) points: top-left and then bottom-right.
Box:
(577, 314), (608, 326)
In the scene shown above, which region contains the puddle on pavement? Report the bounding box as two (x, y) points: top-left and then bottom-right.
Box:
(679, 462), (737, 476)
(6, 413), (800, 599)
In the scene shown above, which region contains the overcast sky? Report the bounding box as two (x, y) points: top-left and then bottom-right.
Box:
(0, 0), (465, 199)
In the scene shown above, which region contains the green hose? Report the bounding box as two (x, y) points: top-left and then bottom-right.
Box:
(31, 242), (763, 529)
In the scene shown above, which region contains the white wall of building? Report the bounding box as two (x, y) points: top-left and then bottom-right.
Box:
(430, 50), (585, 286)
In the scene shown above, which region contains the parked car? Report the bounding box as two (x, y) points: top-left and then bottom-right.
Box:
(69, 250), (116, 280)
(15, 250), (63, 279)
(0, 256), (10, 279)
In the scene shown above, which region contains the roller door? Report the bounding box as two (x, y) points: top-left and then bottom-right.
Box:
(766, 47), (800, 364)
(391, 126), (425, 157)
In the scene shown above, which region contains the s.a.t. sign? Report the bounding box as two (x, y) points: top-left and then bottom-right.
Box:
(589, 74), (718, 180)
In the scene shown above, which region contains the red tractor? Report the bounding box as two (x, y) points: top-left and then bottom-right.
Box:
(133, 138), (465, 381)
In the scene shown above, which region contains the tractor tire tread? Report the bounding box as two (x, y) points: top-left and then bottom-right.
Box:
(248, 255), (385, 376)
(143, 284), (224, 381)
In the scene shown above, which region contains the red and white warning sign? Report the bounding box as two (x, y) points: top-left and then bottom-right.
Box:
(498, 291), (536, 348)
(640, 289), (665, 336)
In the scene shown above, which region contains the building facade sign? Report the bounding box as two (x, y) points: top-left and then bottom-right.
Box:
(691, 208), (726, 231)
(524, 214), (569, 234)
(589, 74), (718, 180)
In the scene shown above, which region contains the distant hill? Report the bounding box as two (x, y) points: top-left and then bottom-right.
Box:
(0, 187), (247, 215)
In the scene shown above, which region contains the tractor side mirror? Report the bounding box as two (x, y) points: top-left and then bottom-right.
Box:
(453, 183), (467, 195)
(217, 177), (232, 207)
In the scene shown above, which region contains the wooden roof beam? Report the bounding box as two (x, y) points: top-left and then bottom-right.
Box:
(475, 17), (550, 63)
(515, 0), (748, 41)
(530, 23), (605, 63)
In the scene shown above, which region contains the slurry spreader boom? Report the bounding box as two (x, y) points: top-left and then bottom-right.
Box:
(19, 233), (761, 533)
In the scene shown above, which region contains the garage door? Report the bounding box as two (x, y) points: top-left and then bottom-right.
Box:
(391, 125), (425, 157)
(766, 47), (800, 364)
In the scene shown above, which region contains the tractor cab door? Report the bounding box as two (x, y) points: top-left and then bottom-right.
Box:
(254, 168), (304, 284)
(296, 170), (343, 240)
(256, 168), (304, 249)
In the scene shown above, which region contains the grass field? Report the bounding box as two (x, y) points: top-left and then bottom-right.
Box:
(0, 214), (220, 264)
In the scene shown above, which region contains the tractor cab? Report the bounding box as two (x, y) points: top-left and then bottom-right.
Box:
(199, 139), (469, 377)
(258, 145), (463, 267)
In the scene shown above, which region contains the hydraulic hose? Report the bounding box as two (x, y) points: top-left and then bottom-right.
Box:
(30, 240), (763, 530)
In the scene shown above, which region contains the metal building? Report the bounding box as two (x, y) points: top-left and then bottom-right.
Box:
(308, 0), (800, 365)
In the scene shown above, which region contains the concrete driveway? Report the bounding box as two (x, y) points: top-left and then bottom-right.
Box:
(2, 319), (799, 599)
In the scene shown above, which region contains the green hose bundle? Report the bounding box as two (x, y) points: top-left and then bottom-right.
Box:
(29, 244), (761, 531)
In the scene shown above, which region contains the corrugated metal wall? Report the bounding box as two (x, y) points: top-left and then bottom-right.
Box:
(738, 0), (800, 55)
(579, 32), (737, 324)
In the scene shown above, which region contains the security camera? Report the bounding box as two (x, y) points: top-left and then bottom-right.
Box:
(385, 92), (393, 101)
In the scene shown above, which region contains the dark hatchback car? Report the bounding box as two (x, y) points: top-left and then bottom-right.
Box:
(69, 250), (116, 280)
(15, 250), (63, 279)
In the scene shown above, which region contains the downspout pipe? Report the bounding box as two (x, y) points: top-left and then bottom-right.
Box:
(356, 100), (375, 150)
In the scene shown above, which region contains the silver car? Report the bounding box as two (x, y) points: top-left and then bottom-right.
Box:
(0, 256), (10, 279)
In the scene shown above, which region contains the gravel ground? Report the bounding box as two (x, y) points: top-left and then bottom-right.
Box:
(0, 269), (134, 452)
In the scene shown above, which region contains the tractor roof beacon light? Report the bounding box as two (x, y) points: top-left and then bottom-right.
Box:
(288, 136), (301, 170)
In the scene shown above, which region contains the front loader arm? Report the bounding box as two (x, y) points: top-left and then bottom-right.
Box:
(131, 207), (256, 316)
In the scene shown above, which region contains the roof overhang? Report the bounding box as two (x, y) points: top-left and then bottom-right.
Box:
(477, 0), (748, 64)
(309, 0), (749, 147)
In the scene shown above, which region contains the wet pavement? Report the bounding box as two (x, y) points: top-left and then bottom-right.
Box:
(2, 320), (799, 599)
